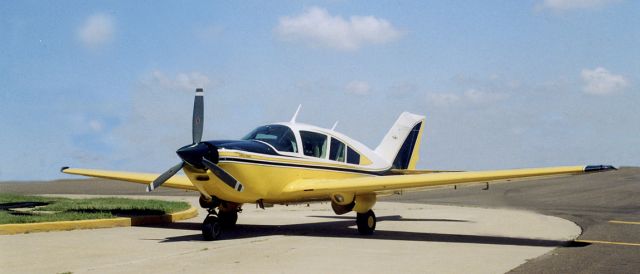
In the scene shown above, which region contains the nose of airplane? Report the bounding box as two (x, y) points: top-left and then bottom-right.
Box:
(176, 142), (218, 169)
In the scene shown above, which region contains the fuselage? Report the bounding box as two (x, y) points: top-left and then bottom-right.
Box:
(184, 122), (392, 204)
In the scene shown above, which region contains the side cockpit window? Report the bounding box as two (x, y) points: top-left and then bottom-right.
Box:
(347, 147), (361, 165)
(242, 125), (298, 153)
(329, 138), (346, 162)
(300, 131), (327, 158)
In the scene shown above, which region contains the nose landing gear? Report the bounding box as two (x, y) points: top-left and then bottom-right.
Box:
(200, 196), (241, 241)
(218, 209), (239, 228)
(202, 213), (222, 241)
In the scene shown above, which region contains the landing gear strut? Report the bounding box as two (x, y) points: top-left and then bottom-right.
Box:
(356, 210), (376, 235)
(199, 195), (219, 208)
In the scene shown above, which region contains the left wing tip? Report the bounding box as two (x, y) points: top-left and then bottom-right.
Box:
(60, 166), (70, 173)
(584, 165), (617, 172)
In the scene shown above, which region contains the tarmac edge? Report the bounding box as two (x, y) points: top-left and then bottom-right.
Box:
(0, 206), (198, 235)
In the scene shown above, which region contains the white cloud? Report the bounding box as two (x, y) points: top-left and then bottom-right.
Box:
(427, 89), (507, 107)
(463, 89), (508, 104)
(275, 6), (403, 51)
(427, 93), (461, 106)
(107, 70), (218, 172)
(537, 0), (621, 11)
(195, 25), (224, 41)
(581, 67), (628, 95)
(148, 70), (212, 91)
(88, 119), (104, 132)
(345, 80), (371, 95)
(77, 13), (114, 48)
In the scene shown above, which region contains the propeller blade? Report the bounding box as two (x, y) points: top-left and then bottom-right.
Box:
(192, 88), (204, 144)
(146, 162), (184, 192)
(202, 158), (244, 192)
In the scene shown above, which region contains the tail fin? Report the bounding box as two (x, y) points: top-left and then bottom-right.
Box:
(374, 112), (425, 170)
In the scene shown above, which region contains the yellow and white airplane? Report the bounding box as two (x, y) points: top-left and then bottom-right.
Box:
(62, 88), (615, 240)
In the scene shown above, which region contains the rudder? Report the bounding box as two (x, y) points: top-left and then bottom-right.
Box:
(374, 112), (425, 170)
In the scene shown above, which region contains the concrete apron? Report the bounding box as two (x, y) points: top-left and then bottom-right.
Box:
(0, 196), (581, 274)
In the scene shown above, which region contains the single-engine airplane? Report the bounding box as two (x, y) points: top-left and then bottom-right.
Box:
(62, 88), (616, 240)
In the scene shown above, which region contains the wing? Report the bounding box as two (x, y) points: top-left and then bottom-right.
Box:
(61, 167), (197, 191)
(281, 165), (616, 198)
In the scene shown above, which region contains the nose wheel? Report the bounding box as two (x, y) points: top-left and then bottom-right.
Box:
(218, 210), (238, 228)
(201, 206), (240, 240)
(356, 210), (376, 235)
(202, 214), (222, 241)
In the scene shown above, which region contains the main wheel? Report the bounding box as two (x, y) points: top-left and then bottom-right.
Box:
(218, 210), (238, 228)
(356, 210), (376, 235)
(202, 216), (222, 241)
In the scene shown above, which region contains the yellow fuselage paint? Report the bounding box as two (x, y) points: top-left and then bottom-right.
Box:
(184, 150), (381, 204)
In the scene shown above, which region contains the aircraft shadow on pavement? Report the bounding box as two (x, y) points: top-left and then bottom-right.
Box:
(308, 215), (472, 222)
(146, 215), (587, 248)
(0, 202), (50, 210)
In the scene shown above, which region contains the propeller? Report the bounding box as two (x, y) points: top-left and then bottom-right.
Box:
(145, 88), (244, 193)
(202, 158), (244, 192)
(146, 162), (184, 192)
(192, 88), (204, 144)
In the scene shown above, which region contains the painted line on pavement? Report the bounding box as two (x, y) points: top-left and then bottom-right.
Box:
(609, 220), (640, 225)
(575, 240), (640, 247)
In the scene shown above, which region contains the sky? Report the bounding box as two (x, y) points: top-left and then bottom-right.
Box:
(1, 0), (638, 181)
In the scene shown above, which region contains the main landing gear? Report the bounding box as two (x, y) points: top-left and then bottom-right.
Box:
(356, 210), (376, 235)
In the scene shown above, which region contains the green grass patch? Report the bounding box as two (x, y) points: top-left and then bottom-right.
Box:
(0, 193), (190, 224)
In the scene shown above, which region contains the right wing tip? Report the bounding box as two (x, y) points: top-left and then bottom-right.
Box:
(584, 165), (617, 172)
(60, 166), (70, 173)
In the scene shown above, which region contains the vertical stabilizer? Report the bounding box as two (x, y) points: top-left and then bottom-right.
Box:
(374, 112), (425, 170)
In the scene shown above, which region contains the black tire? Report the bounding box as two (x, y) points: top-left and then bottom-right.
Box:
(218, 210), (238, 229)
(202, 216), (222, 241)
(356, 210), (376, 235)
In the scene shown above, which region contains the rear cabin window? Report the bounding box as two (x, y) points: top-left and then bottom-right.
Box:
(347, 147), (361, 164)
(300, 131), (328, 158)
(329, 138), (346, 162)
(242, 125), (298, 153)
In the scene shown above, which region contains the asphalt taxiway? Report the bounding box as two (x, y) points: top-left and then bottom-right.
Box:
(0, 197), (579, 274)
(384, 167), (640, 273)
(1, 167), (638, 273)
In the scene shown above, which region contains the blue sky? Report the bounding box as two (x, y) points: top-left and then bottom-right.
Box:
(1, 0), (638, 181)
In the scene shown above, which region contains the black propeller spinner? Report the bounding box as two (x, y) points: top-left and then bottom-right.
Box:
(145, 88), (244, 193)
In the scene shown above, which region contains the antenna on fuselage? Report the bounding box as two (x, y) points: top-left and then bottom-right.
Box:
(290, 104), (302, 123)
(331, 121), (339, 131)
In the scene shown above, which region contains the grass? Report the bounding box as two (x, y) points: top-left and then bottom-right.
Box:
(0, 193), (190, 224)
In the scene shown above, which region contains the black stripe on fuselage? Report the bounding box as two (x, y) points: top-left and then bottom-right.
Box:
(218, 157), (389, 176)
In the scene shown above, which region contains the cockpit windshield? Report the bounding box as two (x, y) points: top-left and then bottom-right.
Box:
(242, 125), (298, 153)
